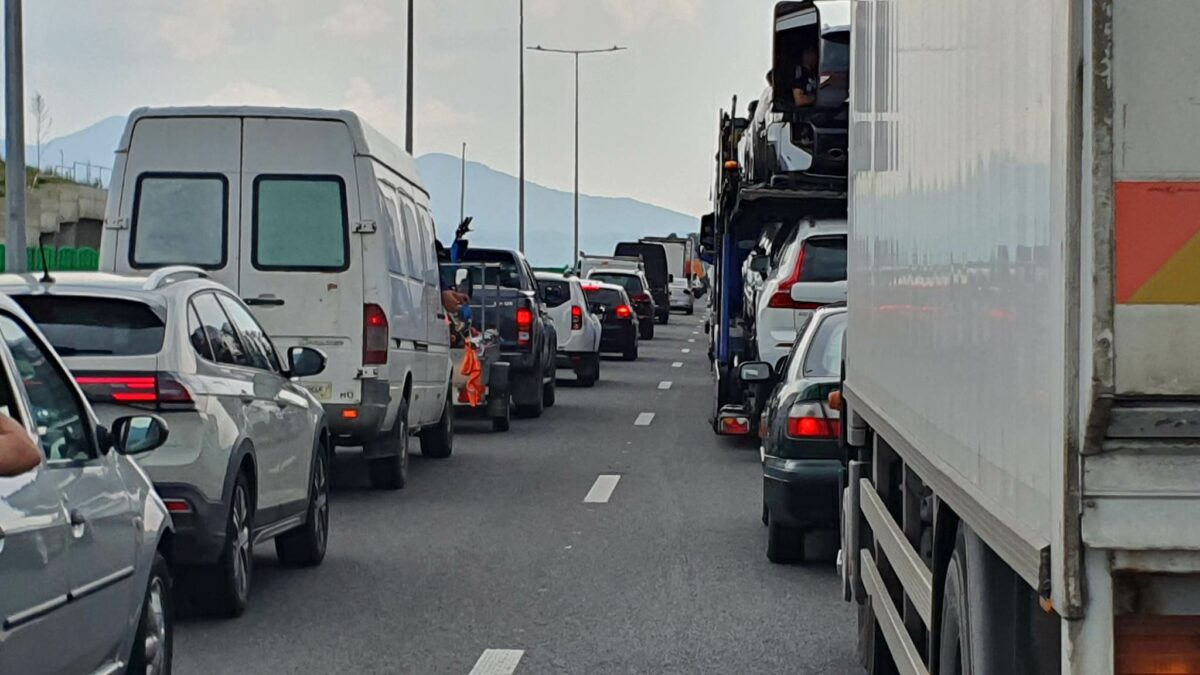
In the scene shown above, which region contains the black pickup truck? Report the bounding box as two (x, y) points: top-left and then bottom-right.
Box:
(455, 248), (558, 418)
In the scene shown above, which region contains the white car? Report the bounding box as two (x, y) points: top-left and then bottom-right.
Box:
(536, 272), (602, 386)
(100, 106), (455, 491)
(752, 219), (847, 369)
(669, 279), (695, 314)
(4, 268), (333, 619)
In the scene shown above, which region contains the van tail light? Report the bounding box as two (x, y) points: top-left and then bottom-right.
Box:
(614, 305), (633, 320)
(516, 306), (534, 346)
(786, 402), (840, 439)
(571, 305), (583, 331)
(363, 304), (389, 365)
(1116, 614), (1200, 674)
(74, 373), (195, 411)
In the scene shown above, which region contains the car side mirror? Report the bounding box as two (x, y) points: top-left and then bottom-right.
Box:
(111, 415), (169, 456)
(738, 361), (772, 383)
(288, 346), (327, 378)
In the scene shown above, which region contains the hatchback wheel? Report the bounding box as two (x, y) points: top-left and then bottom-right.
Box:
(276, 441), (330, 566)
(195, 472), (253, 617)
(368, 399), (410, 490)
(129, 552), (173, 675)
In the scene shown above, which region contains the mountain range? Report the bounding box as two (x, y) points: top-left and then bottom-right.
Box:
(4, 116), (698, 266)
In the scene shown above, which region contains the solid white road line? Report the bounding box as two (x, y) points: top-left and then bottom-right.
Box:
(469, 649), (524, 675)
(635, 412), (656, 426)
(658, 381), (673, 390)
(672, 362), (683, 368)
(584, 475), (621, 504)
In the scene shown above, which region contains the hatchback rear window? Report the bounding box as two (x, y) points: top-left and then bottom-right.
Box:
(590, 273), (644, 294)
(14, 296), (165, 356)
(254, 176), (349, 271)
(132, 174), (227, 268)
(585, 288), (624, 310)
(799, 237), (847, 282)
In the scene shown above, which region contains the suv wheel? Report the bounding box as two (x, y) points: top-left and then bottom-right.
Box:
(579, 353), (599, 387)
(128, 551), (173, 675)
(420, 390), (454, 458)
(367, 399), (410, 490)
(195, 472), (253, 617)
(276, 440), (330, 566)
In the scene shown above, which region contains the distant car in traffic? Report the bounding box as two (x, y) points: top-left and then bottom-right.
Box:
(0, 291), (174, 675)
(583, 281), (640, 361)
(586, 268), (657, 341)
(614, 242), (671, 325)
(2, 269), (333, 618)
(740, 305), (846, 564)
(536, 272), (602, 386)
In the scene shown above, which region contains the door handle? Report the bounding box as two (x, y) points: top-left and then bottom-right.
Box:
(244, 297), (285, 307)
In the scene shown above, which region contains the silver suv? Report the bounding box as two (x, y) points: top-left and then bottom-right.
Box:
(0, 291), (174, 675)
(2, 267), (332, 618)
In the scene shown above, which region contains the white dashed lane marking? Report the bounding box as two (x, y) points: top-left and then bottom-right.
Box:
(672, 362), (683, 368)
(634, 412), (656, 426)
(469, 649), (524, 675)
(658, 381), (673, 390)
(681, 348), (691, 354)
(584, 475), (621, 504)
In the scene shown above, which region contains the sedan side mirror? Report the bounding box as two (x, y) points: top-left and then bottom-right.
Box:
(288, 346), (328, 378)
(738, 361), (773, 383)
(111, 415), (169, 456)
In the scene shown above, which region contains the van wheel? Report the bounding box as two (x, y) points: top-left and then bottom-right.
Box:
(367, 400), (410, 490)
(938, 526), (973, 675)
(128, 551), (173, 675)
(420, 392), (454, 459)
(276, 441), (330, 567)
(543, 370), (557, 408)
(194, 472), (253, 618)
(766, 517), (805, 564)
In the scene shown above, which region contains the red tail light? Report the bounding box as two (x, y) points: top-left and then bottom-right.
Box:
(516, 307), (534, 346)
(787, 417), (841, 438)
(767, 246), (820, 310)
(571, 305), (583, 330)
(614, 305), (633, 319)
(364, 304), (389, 365)
(632, 292), (651, 303)
(75, 373), (195, 411)
(162, 499), (191, 513)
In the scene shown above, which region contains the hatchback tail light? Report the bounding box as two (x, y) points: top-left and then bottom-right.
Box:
(571, 305), (583, 331)
(786, 401), (841, 439)
(632, 292), (652, 304)
(75, 372), (196, 411)
(516, 306), (534, 346)
(614, 305), (633, 319)
(364, 304), (389, 365)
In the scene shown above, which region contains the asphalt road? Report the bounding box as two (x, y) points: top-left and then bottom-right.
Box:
(174, 314), (859, 674)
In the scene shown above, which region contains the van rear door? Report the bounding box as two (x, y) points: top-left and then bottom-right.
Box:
(237, 117), (365, 406)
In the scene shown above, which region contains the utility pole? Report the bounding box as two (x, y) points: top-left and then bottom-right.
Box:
(459, 142), (467, 225)
(5, 0), (27, 273)
(518, 0), (525, 253)
(405, 0), (414, 154)
(527, 45), (626, 270)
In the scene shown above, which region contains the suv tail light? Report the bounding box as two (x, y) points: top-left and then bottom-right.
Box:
(786, 401), (840, 439)
(632, 292), (651, 304)
(614, 304), (633, 319)
(571, 305), (583, 331)
(516, 306), (534, 346)
(364, 304), (389, 365)
(75, 373), (196, 411)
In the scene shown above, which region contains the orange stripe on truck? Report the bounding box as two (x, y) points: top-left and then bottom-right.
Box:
(1116, 181), (1200, 304)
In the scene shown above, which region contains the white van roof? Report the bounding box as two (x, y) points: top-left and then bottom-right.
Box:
(118, 106), (427, 196)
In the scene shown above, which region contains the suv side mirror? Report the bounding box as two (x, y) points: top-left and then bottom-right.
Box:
(288, 346), (327, 378)
(738, 361), (772, 383)
(111, 415), (169, 456)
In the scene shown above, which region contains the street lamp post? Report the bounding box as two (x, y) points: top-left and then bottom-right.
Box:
(518, 0), (525, 253)
(5, 0), (27, 273)
(527, 45), (625, 270)
(405, 0), (414, 154)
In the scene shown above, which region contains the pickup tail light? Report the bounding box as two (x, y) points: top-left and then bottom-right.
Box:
(75, 373), (195, 411)
(614, 305), (633, 320)
(1117, 614), (1200, 674)
(571, 305), (583, 331)
(786, 402), (840, 439)
(363, 304), (389, 365)
(516, 307), (534, 346)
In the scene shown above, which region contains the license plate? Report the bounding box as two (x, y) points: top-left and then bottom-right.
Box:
(301, 382), (332, 402)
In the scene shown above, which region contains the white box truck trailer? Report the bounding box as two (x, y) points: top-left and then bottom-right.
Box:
(842, 1), (1200, 673)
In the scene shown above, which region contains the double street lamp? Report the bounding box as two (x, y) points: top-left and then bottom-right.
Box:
(527, 45), (625, 269)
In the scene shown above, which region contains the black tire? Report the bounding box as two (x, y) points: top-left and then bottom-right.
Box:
(938, 527), (973, 675)
(579, 354), (599, 387)
(367, 399), (410, 490)
(543, 371), (557, 408)
(686, 306), (694, 316)
(622, 340), (639, 362)
(491, 403), (511, 432)
(275, 440), (330, 567)
(762, 502), (769, 527)
(419, 391), (454, 459)
(640, 321), (655, 340)
(194, 472), (253, 618)
(659, 311), (670, 325)
(766, 517), (805, 564)
(128, 551), (173, 675)
(514, 370), (545, 418)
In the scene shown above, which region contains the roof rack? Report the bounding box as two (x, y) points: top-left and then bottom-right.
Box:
(143, 266), (209, 291)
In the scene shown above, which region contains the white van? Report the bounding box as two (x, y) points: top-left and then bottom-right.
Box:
(101, 106), (454, 490)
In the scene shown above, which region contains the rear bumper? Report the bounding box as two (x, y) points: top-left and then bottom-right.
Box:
(326, 379), (390, 444)
(600, 323), (637, 352)
(154, 482), (228, 566)
(556, 350), (597, 369)
(762, 457), (842, 530)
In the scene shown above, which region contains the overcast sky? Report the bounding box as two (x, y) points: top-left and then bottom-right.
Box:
(16, 0), (781, 216)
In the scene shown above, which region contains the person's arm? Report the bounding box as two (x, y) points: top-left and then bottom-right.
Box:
(0, 413), (40, 477)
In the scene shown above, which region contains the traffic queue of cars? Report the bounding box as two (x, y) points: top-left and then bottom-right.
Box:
(0, 106), (700, 675)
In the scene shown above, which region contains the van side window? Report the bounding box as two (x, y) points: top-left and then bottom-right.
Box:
(132, 173), (227, 269)
(378, 186), (408, 277)
(417, 207), (440, 286)
(397, 194), (423, 282)
(191, 293), (250, 367)
(253, 176), (349, 271)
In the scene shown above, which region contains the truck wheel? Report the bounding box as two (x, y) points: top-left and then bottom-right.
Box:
(514, 370), (545, 419)
(276, 440), (330, 566)
(766, 516), (805, 564)
(858, 596), (899, 675)
(939, 526), (974, 675)
(367, 399), (410, 490)
(420, 391), (454, 459)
